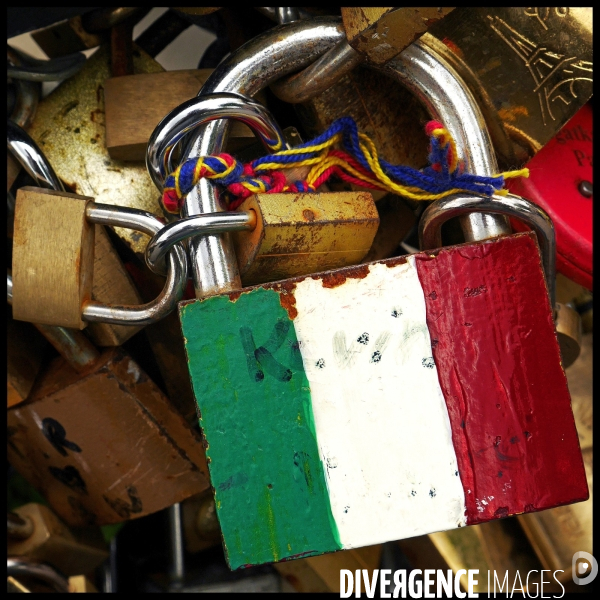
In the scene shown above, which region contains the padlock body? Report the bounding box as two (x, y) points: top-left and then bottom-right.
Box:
(12, 187), (95, 329)
(234, 192), (379, 285)
(7, 348), (210, 526)
(179, 232), (587, 569)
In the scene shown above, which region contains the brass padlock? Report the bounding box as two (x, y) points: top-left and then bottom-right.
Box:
(425, 7), (593, 167)
(11, 186), (187, 330)
(12, 187), (95, 329)
(145, 93), (380, 286)
(233, 191), (379, 285)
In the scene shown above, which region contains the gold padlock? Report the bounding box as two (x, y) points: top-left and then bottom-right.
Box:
(8, 120), (145, 345)
(12, 187), (95, 330)
(233, 191), (379, 285)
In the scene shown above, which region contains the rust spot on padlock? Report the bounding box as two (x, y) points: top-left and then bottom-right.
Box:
(273, 281), (298, 320)
(319, 264), (370, 289)
(228, 290), (244, 303)
(302, 209), (315, 222)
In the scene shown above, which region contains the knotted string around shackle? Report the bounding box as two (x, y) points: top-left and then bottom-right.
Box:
(161, 117), (529, 214)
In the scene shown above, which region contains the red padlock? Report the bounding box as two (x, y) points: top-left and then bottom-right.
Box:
(506, 103), (593, 290)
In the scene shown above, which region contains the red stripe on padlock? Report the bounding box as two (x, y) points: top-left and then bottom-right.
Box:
(415, 235), (588, 523)
(506, 103), (593, 290)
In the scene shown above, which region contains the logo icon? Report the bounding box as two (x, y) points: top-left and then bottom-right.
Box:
(572, 551), (598, 585)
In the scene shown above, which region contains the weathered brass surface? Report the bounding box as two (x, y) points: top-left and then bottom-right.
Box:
(416, 519), (561, 594)
(7, 348), (210, 527)
(296, 64), (430, 173)
(342, 7), (455, 65)
(426, 7), (593, 168)
(7, 503), (108, 577)
(86, 225), (144, 347)
(12, 187), (95, 330)
(104, 70), (261, 161)
(427, 529), (491, 593)
(27, 45), (165, 260)
(7, 317), (48, 408)
(126, 263), (198, 423)
(144, 311), (198, 423)
(518, 333), (592, 581)
(233, 192), (379, 285)
(275, 545), (381, 593)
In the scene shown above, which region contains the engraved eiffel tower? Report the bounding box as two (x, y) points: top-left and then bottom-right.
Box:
(487, 15), (592, 125)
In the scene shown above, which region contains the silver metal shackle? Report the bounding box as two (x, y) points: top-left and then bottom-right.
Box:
(82, 204), (188, 326)
(270, 39), (363, 104)
(145, 211), (256, 276)
(7, 44), (86, 82)
(8, 122), (188, 326)
(159, 16), (346, 299)
(418, 193), (556, 309)
(373, 36), (512, 242)
(147, 92), (287, 190)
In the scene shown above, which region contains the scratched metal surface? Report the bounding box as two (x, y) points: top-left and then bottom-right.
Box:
(426, 7), (593, 168)
(7, 349), (209, 526)
(26, 45), (165, 260)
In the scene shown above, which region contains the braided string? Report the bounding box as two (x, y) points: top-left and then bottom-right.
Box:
(161, 117), (528, 213)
